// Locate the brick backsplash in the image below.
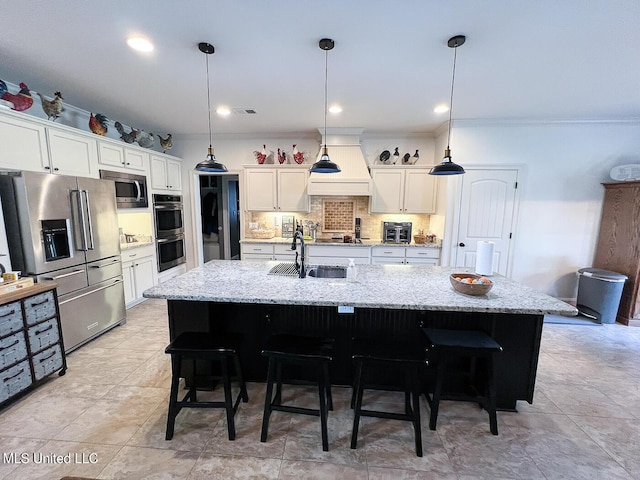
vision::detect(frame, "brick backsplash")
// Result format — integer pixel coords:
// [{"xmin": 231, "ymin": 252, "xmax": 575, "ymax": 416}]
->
[{"xmin": 246, "ymin": 196, "xmax": 432, "ymax": 241}]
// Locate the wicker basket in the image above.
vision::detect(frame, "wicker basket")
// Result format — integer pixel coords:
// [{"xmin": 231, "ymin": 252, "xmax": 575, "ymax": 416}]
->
[{"xmin": 413, "ymin": 234, "xmax": 426, "ymax": 244}]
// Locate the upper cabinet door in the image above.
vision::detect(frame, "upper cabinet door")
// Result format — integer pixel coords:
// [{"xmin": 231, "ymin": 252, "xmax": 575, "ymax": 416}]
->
[
  {"xmin": 0, "ymin": 115, "xmax": 48, "ymax": 172},
  {"xmin": 47, "ymin": 129, "xmax": 97, "ymax": 178},
  {"xmin": 277, "ymin": 169, "xmax": 309, "ymax": 212},
  {"xmin": 150, "ymin": 155, "xmax": 168, "ymax": 190},
  {"xmin": 98, "ymin": 142, "xmax": 126, "ymax": 169},
  {"xmin": 165, "ymin": 159, "xmax": 182, "ymax": 191},
  {"xmin": 403, "ymin": 168, "xmax": 436, "ymax": 213},
  {"xmin": 124, "ymin": 149, "xmax": 148, "ymax": 172},
  {"xmin": 370, "ymin": 169, "xmax": 404, "ymax": 213},
  {"xmin": 245, "ymin": 169, "xmax": 277, "ymax": 211}
]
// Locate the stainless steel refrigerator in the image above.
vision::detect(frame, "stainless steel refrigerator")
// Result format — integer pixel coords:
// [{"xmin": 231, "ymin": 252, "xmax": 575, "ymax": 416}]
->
[{"xmin": 0, "ymin": 171, "xmax": 125, "ymax": 352}]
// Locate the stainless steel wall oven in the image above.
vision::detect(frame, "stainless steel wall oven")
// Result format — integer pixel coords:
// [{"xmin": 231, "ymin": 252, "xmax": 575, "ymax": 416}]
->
[{"xmin": 153, "ymin": 194, "xmax": 186, "ymax": 272}]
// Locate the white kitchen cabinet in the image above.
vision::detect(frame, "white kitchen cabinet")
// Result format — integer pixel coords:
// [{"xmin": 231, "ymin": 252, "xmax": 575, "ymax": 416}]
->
[
  {"xmin": 98, "ymin": 141, "xmax": 148, "ymax": 172},
  {"xmin": 307, "ymin": 245, "xmax": 370, "ymax": 266},
  {"xmin": 240, "ymin": 243, "xmax": 296, "ymax": 261},
  {"xmin": 371, "ymin": 245, "xmax": 440, "ymax": 265},
  {"xmin": 150, "ymin": 154, "xmax": 182, "ymax": 191},
  {"xmin": 121, "ymin": 247, "xmax": 156, "ymax": 307},
  {"xmin": 244, "ymin": 166, "xmax": 309, "ymax": 212},
  {"xmin": 370, "ymin": 166, "xmax": 437, "ymax": 213},
  {"xmin": 46, "ymin": 129, "xmax": 97, "ymax": 178},
  {"xmin": 0, "ymin": 114, "xmax": 48, "ymax": 172}
]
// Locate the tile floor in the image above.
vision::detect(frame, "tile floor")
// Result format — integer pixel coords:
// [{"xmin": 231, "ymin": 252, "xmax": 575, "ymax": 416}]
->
[{"xmin": 1, "ymin": 299, "xmax": 640, "ymax": 479}]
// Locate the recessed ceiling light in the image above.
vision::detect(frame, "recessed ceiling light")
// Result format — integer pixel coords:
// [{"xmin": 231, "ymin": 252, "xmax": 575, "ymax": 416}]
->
[
  {"xmin": 216, "ymin": 107, "xmax": 231, "ymax": 116},
  {"xmin": 329, "ymin": 105, "xmax": 342, "ymax": 114},
  {"xmin": 434, "ymin": 104, "xmax": 449, "ymax": 114},
  {"xmin": 127, "ymin": 36, "xmax": 154, "ymax": 52}
]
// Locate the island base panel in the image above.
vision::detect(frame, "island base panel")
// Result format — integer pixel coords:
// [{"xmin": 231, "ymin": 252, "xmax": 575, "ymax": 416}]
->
[{"xmin": 166, "ymin": 300, "xmax": 543, "ymax": 410}]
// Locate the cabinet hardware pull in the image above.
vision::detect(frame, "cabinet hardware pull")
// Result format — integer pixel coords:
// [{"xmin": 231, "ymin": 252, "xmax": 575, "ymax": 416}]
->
[
  {"xmin": 0, "ymin": 309, "xmax": 16, "ymax": 318},
  {"xmin": 3, "ymin": 369, "xmax": 24, "ymax": 381},
  {"xmin": 90, "ymin": 259, "xmax": 119, "ymax": 268},
  {"xmin": 34, "ymin": 325, "xmax": 54, "ymax": 335},
  {"xmin": 0, "ymin": 339, "xmax": 19, "ymax": 351},
  {"xmin": 39, "ymin": 350, "xmax": 56, "ymax": 361},
  {"xmin": 87, "ymin": 322, "xmax": 99, "ymax": 330},
  {"xmin": 29, "ymin": 299, "xmax": 50, "ymax": 307}
]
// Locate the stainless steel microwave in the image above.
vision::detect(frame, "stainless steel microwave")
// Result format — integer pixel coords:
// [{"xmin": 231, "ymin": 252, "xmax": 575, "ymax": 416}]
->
[{"xmin": 99, "ymin": 170, "xmax": 148, "ymax": 208}]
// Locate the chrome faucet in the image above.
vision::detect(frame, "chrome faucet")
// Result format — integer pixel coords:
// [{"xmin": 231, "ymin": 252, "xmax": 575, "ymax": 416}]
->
[{"xmin": 291, "ymin": 225, "xmax": 306, "ymax": 278}]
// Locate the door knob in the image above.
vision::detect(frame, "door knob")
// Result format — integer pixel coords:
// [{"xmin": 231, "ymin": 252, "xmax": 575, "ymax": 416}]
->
[{"xmin": 459, "ymin": 242, "xmax": 465, "ymax": 247}]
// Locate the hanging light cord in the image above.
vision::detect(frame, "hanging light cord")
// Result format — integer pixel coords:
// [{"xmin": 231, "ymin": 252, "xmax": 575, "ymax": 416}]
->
[
  {"xmin": 446, "ymin": 44, "xmax": 458, "ymax": 153},
  {"xmin": 205, "ymin": 52, "xmax": 213, "ymax": 150},
  {"xmin": 323, "ymin": 47, "xmax": 328, "ymax": 154}
]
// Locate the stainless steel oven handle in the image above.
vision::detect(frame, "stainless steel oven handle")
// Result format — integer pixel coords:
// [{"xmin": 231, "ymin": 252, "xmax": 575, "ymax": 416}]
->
[
  {"xmin": 42, "ymin": 269, "xmax": 85, "ymax": 281},
  {"xmin": 156, "ymin": 238, "xmax": 173, "ymax": 244},
  {"xmin": 58, "ymin": 279, "xmax": 122, "ymax": 305}
]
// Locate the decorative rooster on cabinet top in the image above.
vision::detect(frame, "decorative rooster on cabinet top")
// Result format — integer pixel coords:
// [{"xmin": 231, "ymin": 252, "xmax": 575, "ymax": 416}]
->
[
  {"xmin": 135, "ymin": 130, "xmax": 154, "ymax": 149},
  {"xmin": 292, "ymin": 144, "xmax": 306, "ymax": 164},
  {"xmin": 37, "ymin": 91, "xmax": 64, "ymax": 121},
  {"xmin": 89, "ymin": 113, "xmax": 109, "ymax": 136},
  {"xmin": 0, "ymin": 80, "xmax": 34, "ymax": 112},
  {"xmin": 114, "ymin": 121, "xmax": 137, "ymax": 144}
]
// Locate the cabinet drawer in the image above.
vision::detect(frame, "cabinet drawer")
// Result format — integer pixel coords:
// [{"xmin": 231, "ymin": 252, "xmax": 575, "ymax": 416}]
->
[
  {"xmin": 371, "ymin": 246, "xmax": 405, "ymax": 258},
  {"xmin": 32, "ymin": 344, "xmax": 63, "ymax": 381},
  {"xmin": 273, "ymin": 244, "xmax": 296, "ymax": 255},
  {"xmin": 405, "ymin": 248, "xmax": 440, "ymax": 259},
  {"xmin": 28, "ymin": 318, "xmax": 60, "ymax": 353},
  {"xmin": 0, "ymin": 331, "xmax": 28, "ymax": 370},
  {"xmin": 24, "ymin": 291, "xmax": 56, "ymax": 326},
  {"xmin": 0, "ymin": 360, "xmax": 32, "ymax": 403},
  {"xmin": 0, "ymin": 301, "xmax": 23, "ymax": 337},
  {"xmin": 241, "ymin": 253, "xmax": 273, "ymax": 261},
  {"xmin": 241, "ymin": 244, "xmax": 275, "ymax": 255},
  {"xmin": 307, "ymin": 245, "xmax": 371, "ymax": 258}
]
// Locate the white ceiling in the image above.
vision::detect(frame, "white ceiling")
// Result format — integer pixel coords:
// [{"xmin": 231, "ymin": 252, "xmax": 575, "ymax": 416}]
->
[{"xmin": 1, "ymin": 0, "xmax": 639, "ymax": 138}]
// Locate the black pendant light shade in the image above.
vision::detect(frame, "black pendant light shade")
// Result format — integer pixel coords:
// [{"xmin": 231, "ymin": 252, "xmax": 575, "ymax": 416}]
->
[
  {"xmin": 310, "ymin": 38, "xmax": 341, "ymax": 174},
  {"xmin": 429, "ymin": 35, "xmax": 466, "ymax": 176},
  {"xmin": 195, "ymin": 42, "xmax": 228, "ymax": 173}
]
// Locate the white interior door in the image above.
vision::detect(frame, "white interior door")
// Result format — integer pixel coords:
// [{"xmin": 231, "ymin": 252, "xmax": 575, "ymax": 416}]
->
[{"xmin": 454, "ymin": 169, "xmax": 519, "ymax": 276}]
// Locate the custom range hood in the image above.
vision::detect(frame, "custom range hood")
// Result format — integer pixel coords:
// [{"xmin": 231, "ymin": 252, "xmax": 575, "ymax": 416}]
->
[{"xmin": 307, "ymin": 128, "xmax": 373, "ymax": 196}]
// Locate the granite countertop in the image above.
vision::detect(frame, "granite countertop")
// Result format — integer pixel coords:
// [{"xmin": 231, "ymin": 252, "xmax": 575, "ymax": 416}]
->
[
  {"xmin": 120, "ymin": 240, "xmax": 154, "ymax": 250},
  {"xmin": 143, "ymin": 260, "xmax": 577, "ymax": 316},
  {"xmin": 241, "ymin": 237, "xmax": 441, "ymax": 249}
]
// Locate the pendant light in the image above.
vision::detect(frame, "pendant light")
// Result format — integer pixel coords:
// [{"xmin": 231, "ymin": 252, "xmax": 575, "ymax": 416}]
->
[
  {"xmin": 194, "ymin": 42, "xmax": 228, "ymax": 173},
  {"xmin": 429, "ymin": 35, "xmax": 466, "ymax": 176},
  {"xmin": 310, "ymin": 38, "xmax": 341, "ymax": 174}
]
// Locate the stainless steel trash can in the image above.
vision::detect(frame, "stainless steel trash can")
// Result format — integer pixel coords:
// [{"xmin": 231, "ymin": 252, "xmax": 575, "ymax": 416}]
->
[{"xmin": 576, "ymin": 268, "xmax": 627, "ymax": 324}]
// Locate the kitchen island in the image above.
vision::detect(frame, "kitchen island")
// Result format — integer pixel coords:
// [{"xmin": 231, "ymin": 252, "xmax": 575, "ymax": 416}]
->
[{"xmin": 144, "ymin": 260, "xmax": 577, "ymax": 410}]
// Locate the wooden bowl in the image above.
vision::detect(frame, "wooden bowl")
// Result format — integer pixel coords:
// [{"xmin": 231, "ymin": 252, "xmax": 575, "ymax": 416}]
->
[
  {"xmin": 413, "ymin": 234, "xmax": 426, "ymax": 244},
  {"xmin": 450, "ymin": 273, "xmax": 493, "ymax": 296}
]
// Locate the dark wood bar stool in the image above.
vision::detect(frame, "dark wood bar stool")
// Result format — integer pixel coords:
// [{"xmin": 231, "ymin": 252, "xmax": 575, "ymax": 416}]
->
[
  {"xmin": 260, "ymin": 334, "xmax": 334, "ymax": 451},
  {"xmin": 350, "ymin": 338, "xmax": 426, "ymax": 457},
  {"xmin": 165, "ymin": 331, "xmax": 248, "ymax": 441},
  {"xmin": 422, "ymin": 328, "xmax": 503, "ymax": 435}
]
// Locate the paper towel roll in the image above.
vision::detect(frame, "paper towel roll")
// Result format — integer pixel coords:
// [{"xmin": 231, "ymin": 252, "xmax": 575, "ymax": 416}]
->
[{"xmin": 475, "ymin": 241, "xmax": 495, "ymax": 276}]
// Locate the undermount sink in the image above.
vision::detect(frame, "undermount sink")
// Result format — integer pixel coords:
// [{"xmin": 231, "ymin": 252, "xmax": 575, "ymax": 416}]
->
[
  {"xmin": 308, "ymin": 265, "xmax": 347, "ymax": 278},
  {"xmin": 313, "ymin": 238, "xmax": 344, "ymax": 244}
]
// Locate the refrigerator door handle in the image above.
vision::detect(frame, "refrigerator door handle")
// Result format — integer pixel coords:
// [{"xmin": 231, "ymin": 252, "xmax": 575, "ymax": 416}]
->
[
  {"xmin": 134, "ymin": 180, "xmax": 142, "ymax": 202},
  {"xmin": 42, "ymin": 269, "xmax": 85, "ymax": 281},
  {"xmin": 70, "ymin": 189, "xmax": 88, "ymax": 251},
  {"xmin": 89, "ymin": 258, "xmax": 120, "ymax": 268},
  {"xmin": 83, "ymin": 190, "xmax": 95, "ymax": 250},
  {"xmin": 58, "ymin": 278, "xmax": 122, "ymax": 305}
]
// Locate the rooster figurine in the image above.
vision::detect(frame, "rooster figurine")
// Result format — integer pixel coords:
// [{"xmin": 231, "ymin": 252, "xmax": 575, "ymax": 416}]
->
[
  {"xmin": 277, "ymin": 148, "xmax": 286, "ymax": 164},
  {"xmin": 114, "ymin": 121, "xmax": 137, "ymax": 143},
  {"xmin": 0, "ymin": 81, "xmax": 33, "ymax": 112},
  {"xmin": 392, "ymin": 147, "xmax": 400, "ymax": 164},
  {"xmin": 135, "ymin": 130, "xmax": 154, "ymax": 149},
  {"xmin": 254, "ymin": 144, "xmax": 267, "ymax": 164},
  {"xmin": 158, "ymin": 134, "xmax": 173, "ymax": 153},
  {"xmin": 402, "ymin": 152, "xmax": 411, "ymax": 165},
  {"xmin": 37, "ymin": 91, "xmax": 64, "ymax": 121},
  {"xmin": 89, "ymin": 113, "xmax": 109, "ymax": 136},
  {"xmin": 292, "ymin": 144, "xmax": 305, "ymax": 165}
]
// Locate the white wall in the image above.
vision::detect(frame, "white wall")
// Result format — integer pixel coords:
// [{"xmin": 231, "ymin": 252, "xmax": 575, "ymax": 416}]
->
[{"xmin": 450, "ymin": 120, "xmax": 640, "ymax": 299}]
